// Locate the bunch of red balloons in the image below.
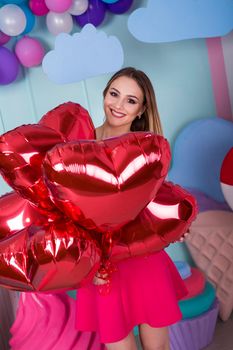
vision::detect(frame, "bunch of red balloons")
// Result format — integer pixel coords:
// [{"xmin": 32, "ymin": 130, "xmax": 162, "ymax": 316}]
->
[{"xmin": 0, "ymin": 102, "xmax": 197, "ymax": 292}]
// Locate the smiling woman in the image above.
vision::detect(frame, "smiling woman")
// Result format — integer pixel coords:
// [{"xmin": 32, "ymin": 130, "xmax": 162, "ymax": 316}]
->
[
  {"xmin": 104, "ymin": 75, "xmax": 145, "ymax": 122},
  {"xmin": 100, "ymin": 66, "xmax": 163, "ymax": 137},
  {"xmin": 76, "ymin": 67, "xmax": 188, "ymax": 350},
  {"xmin": 96, "ymin": 75, "xmax": 146, "ymax": 139}
]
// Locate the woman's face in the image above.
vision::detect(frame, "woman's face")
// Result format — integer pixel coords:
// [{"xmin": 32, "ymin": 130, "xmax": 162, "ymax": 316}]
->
[{"xmin": 103, "ymin": 76, "xmax": 145, "ymax": 132}]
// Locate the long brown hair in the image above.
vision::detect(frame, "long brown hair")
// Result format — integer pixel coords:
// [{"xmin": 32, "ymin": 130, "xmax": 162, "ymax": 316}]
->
[{"xmin": 103, "ymin": 67, "xmax": 163, "ymax": 135}]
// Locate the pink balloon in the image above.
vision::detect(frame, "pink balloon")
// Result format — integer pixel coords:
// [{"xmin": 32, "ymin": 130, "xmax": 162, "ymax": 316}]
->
[
  {"xmin": 29, "ymin": 0, "xmax": 49, "ymax": 16},
  {"xmin": 45, "ymin": 0, "xmax": 72, "ymax": 13},
  {"xmin": 15, "ymin": 36, "xmax": 45, "ymax": 67}
]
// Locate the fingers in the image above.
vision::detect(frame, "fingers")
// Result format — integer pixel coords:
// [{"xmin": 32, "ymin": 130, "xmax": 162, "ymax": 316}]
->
[
  {"xmin": 175, "ymin": 231, "xmax": 189, "ymax": 243},
  {"xmin": 93, "ymin": 276, "xmax": 108, "ymax": 285}
]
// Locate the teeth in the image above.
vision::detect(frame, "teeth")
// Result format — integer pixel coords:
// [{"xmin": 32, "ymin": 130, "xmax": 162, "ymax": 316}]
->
[{"xmin": 111, "ymin": 109, "xmax": 125, "ymax": 118}]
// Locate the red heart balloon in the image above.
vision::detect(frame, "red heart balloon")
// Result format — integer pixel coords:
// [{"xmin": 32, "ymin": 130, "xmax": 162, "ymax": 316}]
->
[
  {"xmin": 0, "ymin": 191, "xmax": 47, "ymax": 240},
  {"xmin": 0, "ymin": 103, "xmax": 99, "ymax": 292},
  {"xmin": 0, "ymin": 124, "xmax": 64, "ymax": 213},
  {"xmin": 111, "ymin": 181, "xmax": 197, "ymax": 262},
  {"xmin": 43, "ymin": 132, "xmax": 171, "ymax": 233},
  {"xmin": 0, "ymin": 219, "xmax": 100, "ymax": 292},
  {"xmin": 39, "ymin": 102, "xmax": 95, "ymax": 142}
]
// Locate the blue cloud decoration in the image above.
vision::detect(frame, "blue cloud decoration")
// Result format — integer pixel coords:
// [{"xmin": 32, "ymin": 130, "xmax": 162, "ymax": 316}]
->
[
  {"xmin": 128, "ymin": 0, "xmax": 233, "ymax": 43},
  {"xmin": 42, "ymin": 23, "xmax": 124, "ymax": 84}
]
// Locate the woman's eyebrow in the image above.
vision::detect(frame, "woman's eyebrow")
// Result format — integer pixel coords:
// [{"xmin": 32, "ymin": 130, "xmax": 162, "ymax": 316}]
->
[
  {"xmin": 110, "ymin": 87, "xmax": 139, "ymax": 101},
  {"xmin": 128, "ymin": 95, "xmax": 139, "ymax": 101},
  {"xmin": 110, "ymin": 87, "xmax": 120, "ymax": 93}
]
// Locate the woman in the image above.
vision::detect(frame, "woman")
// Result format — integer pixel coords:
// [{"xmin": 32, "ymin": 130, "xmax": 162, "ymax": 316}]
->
[{"xmin": 76, "ymin": 67, "xmax": 187, "ymax": 350}]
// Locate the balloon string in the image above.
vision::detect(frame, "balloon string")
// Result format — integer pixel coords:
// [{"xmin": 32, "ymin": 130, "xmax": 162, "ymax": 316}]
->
[
  {"xmin": 98, "ymin": 231, "xmax": 113, "ymax": 277},
  {"xmin": 96, "ymin": 231, "xmax": 117, "ymax": 295}
]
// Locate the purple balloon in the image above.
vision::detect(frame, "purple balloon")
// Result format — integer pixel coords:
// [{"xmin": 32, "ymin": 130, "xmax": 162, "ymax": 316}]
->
[
  {"xmin": 0, "ymin": 46, "xmax": 19, "ymax": 85},
  {"xmin": 0, "ymin": 31, "xmax": 11, "ymax": 46},
  {"xmin": 106, "ymin": 0, "xmax": 133, "ymax": 14},
  {"xmin": 74, "ymin": 0, "xmax": 106, "ymax": 27}
]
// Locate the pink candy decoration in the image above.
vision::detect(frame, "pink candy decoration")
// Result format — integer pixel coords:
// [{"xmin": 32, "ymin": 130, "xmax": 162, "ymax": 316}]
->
[
  {"xmin": 10, "ymin": 292, "xmax": 105, "ymax": 350},
  {"xmin": 15, "ymin": 36, "xmax": 45, "ymax": 67},
  {"xmin": 45, "ymin": 0, "xmax": 73, "ymax": 13}
]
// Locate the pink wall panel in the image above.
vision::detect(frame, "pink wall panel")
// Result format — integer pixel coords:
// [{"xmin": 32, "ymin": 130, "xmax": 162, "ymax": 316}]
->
[{"xmin": 206, "ymin": 36, "xmax": 232, "ymax": 121}]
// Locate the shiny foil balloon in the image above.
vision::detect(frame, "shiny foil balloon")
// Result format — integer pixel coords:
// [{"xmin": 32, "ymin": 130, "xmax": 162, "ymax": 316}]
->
[
  {"xmin": 0, "ymin": 219, "xmax": 100, "ymax": 292},
  {"xmin": 0, "ymin": 191, "xmax": 47, "ymax": 239},
  {"xmin": 0, "ymin": 103, "xmax": 100, "ymax": 292},
  {"xmin": 111, "ymin": 181, "xmax": 198, "ymax": 261},
  {"xmin": 39, "ymin": 102, "xmax": 95, "ymax": 142},
  {"xmin": 43, "ymin": 132, "xmax": 171, "ymax": 232},
  {"xmin": 0, "ymin": 124, "xmax": 64, "ymax": 212}
]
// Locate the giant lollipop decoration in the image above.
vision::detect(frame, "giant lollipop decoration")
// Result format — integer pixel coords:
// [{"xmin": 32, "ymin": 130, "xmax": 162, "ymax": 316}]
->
[{"xmin": 220, "ymin": 147, "xmax": 233, "ymax": 210}]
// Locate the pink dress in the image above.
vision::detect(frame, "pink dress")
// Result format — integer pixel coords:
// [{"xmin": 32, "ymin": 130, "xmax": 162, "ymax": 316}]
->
[{"xmin": 76, "ymin": 250, "xmax": 187, "ymax": 344}]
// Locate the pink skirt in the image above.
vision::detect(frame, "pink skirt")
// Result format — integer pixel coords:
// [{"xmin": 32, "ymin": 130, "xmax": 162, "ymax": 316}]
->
[{"xmin": 76, "ymin": 250, "xmax": 187, "ymax": 344}]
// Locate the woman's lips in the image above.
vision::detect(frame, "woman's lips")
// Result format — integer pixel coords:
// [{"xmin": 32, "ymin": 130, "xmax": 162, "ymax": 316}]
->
[{"xmin": 111, "ymin": 109, "xmax": 126, "ymax": 118}]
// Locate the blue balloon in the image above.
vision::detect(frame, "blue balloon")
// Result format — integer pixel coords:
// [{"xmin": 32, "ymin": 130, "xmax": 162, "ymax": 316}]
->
[
  {"xmin": 1, "ymin": 0, "xmax": 26, "ymax": 4},
  {"xmin": 101, "ymin": 0, "xmax": 119, "ymax": 3},
  {"xmin": 20, "ymin": 4, "xmax": 35, "ymax": 35},
  {"xmin": 106, "ymin": 0, "xmax": 133, "ymax": 14}
]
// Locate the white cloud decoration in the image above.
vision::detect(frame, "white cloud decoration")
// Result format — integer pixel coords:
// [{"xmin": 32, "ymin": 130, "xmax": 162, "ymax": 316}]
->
[{"xmin": 42, "ymin": 24, "xmax": 124, "ymax": 84}]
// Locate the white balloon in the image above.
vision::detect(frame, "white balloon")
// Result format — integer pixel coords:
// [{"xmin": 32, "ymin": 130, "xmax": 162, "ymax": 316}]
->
[
  {"xmin": 0, "ymin": 4, "xmax": 26, "ymax": 36},
  {"xmin": 46, "ymin": 11, "xmax": 73, "ymax": 36},
  {"xmin": 68, "ymin": 0, "xmax": 88, "ymax": 16}
]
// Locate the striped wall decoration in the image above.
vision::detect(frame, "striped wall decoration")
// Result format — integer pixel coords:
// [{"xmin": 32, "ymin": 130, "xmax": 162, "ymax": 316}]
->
[
  {"xmin": 222, "ymin": 31, "xmax": 233, "ymax": 117},
  {"xmin": 206, "ymin": 31, "xmax": 233, "ymax": 121}
]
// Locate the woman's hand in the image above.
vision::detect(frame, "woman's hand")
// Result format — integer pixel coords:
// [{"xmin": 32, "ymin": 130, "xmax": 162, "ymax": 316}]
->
[
  {"xmin": 93, "ymin": 274, "xmax": 108, "ymax": 285},
  {"xmin": 177, "ymin": 230, "xmax": 189, "ymax": 243}
]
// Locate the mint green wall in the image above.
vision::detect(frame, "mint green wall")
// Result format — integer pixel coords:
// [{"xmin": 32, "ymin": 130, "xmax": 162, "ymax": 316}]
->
[{"xmin": 0, "ymin": 0, "xmax": 216, "ymax": 263}]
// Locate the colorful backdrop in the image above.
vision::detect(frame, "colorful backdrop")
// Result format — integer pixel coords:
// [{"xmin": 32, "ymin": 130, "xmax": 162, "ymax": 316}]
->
[{"xmin": 0, "ymin": 0, "xmax": 232, "ymax": 262}]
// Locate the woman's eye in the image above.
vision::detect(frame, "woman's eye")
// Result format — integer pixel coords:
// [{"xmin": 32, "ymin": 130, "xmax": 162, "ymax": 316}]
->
[
  {"xmin": 110, "ymin": 91, "xmax": 117, "ymax": 97},
  {"xmin": 128, "ymin": 98, "xmax": 136, "ymax": 104}
]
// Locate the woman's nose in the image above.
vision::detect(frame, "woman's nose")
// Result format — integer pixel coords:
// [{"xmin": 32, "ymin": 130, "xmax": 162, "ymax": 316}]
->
[{"xmin": 114, "ymin": 98, "xmax": 124, "ymax": 109}]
